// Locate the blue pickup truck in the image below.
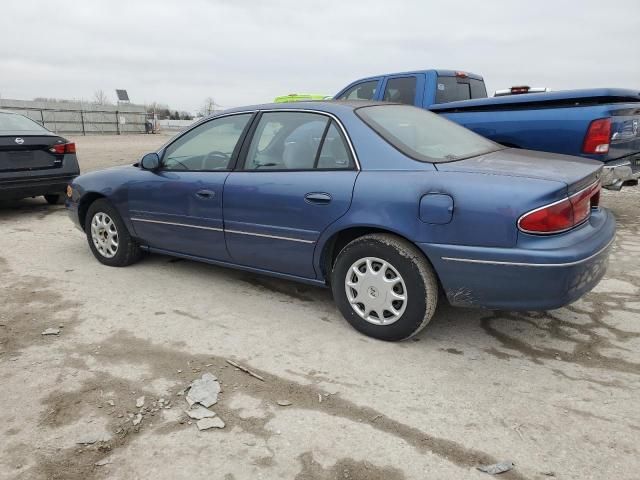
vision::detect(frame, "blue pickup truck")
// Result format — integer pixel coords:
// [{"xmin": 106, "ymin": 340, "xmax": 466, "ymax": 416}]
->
[{"xmin": 335, "ymin": 70, "xmax": 640, "ymax": 189}]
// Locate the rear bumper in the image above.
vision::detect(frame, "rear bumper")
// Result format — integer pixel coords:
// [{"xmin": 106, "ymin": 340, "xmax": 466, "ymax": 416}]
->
[
  {"xmin": 0, "ymin": 174, "xmax": 77, "ymax": 201},
  {"xmin": 602, "ymin": 155, "xmax": 640, "ymax": 189},
  {"xmin": 419, "ymin": 208, "xmax": 616, "ymax": 310}
]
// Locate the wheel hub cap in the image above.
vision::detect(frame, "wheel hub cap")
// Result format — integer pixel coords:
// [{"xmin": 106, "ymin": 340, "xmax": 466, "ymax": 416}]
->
[
  {"xmin": 345, "ymin": 257, "xmax": 407, "ymax": 325},
  {"xmin": 90, "ymin": 212, "xmax": 119, "ymax": 259}
]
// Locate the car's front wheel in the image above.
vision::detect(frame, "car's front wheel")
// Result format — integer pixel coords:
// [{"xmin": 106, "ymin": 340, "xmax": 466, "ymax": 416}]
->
[
  {"xmin": 331, "ymin": 233, "xmax": 438, "ymax": 341},
  {"xmin": 85, "ymin": 199, "xmax": 141, "ymax": 267}
]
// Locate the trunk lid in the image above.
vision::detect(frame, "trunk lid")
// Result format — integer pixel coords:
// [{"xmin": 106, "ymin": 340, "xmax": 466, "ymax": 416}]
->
[
  {"xmin": 0, "ymin": 134, "xmax": 67, "ymax": 173},
  {"xmin": 436, "ymin": 148, "xmax": 602, "ymax": 194}
]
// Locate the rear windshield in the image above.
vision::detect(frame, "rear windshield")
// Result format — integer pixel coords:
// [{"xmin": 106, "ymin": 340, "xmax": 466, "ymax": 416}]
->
[
  {"xmin": 435, "ymin": 76, "xmax": 487, "ymax": 104},
  {"xmin": 356, "ymin": 104, "xmax": 501, "ymax": 163},
  {"xmin": 0, "ymin": 112, "xmax": 48, "ymax": 132}
]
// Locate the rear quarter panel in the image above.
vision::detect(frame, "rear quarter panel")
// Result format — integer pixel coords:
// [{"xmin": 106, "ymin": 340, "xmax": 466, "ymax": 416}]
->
[{"xmin": 313, "ymin": 169, "xmax": 569, "ymax": 277}]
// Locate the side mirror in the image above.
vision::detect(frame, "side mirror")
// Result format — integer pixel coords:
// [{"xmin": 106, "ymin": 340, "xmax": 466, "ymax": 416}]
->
[{"xmin": 140, "ymin": 152, "xmax": 160, "ymax": 170}]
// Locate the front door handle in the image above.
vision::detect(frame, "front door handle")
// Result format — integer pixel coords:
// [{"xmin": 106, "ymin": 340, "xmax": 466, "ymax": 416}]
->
[
  {"xmin": 304, "ymin": 192, "xmax": 332, "ymax": 205},
  {"xmin": 195, "ymin": 189, "xmax": 216, "ymax": 199}
]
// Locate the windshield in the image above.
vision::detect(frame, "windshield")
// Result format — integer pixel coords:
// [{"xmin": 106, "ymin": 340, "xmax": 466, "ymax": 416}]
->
[
  {"xmin": 356, "ymin": 104, "xmax": 501, "ymax": 163},
  {"xmin": 0, "ymin": 112, "xmax": 48, "ymax": 132}
]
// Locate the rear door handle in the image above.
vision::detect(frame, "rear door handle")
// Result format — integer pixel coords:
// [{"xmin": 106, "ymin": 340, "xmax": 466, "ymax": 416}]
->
[
  {"xmin": 304, "ymin": 192, "xmax": 332, "ymax": 205},
  {"xmin": 195, "ymin": 189, "xmax": 216, "ymax": 199}
]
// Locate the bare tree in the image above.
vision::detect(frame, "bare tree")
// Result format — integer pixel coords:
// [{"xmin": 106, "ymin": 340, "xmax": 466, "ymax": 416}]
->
[
  {"xmin": 201, "ymin": 97, "xmax": 222, "ymax": 116},
  {"xmin": 93, "ymin": 90, "xmax": 111, "ymax": 105}
]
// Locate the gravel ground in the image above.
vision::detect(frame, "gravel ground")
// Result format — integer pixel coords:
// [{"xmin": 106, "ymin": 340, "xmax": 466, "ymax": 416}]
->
[{"xmin": 0, "ymin": 134, "xmax": 638, "ymax": 480}]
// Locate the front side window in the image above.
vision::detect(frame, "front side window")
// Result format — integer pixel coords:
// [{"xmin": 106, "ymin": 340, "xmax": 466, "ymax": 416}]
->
[
  {"xmin": 382, "ymin": 76, "xmax": 417, "ymax": 105},
  {"xmin": 356, "ymin": 104, "xmax": 501, "ymax": 163},
  {"xmin": 243, "ymin": 112, "xmax": 353, "ymax": 170},
  {"xmin": 337, "ymin": 80, "xmax": 378, "ymax": 101},
  {"xmin": 162, "ymin": 113, "xmax": 252, "ymax": 171}
]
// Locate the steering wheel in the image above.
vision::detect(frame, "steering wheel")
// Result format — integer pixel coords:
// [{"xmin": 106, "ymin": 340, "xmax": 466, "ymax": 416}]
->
[{"xmin": 202, "ymin": 150, "xmax": 230, "ymax": 170}]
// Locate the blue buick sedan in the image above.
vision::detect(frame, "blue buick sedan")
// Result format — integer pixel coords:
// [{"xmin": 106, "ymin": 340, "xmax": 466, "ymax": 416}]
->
[{"xmin": 66, "ymin": 102, "xmax": 615, "ymax": 341}]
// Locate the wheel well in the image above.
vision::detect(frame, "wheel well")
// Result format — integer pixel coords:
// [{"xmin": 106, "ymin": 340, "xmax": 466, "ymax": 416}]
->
[
  {"xmin": 320, "ymin": 227, "xmax": 416, "ymax": 280},
  {"xmin": 322, "ymin": 227, "xmax": 447, "ymax": 301},
  {"xmin": 78, "ymin": 193, "xmax": 105, "ymax": 231}
]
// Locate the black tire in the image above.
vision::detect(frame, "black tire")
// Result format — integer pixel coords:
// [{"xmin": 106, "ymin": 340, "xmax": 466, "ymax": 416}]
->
[
  {"xmin": 44, "ymin": 194, "xmax": 62, "ymax": 205},
  {"xmin": 331, "ymin": 233, "xmax": 438, "ymax": 341},
  {"xmin": 85, "ymin": 199, "xmax": 141, "ymax": 267}
]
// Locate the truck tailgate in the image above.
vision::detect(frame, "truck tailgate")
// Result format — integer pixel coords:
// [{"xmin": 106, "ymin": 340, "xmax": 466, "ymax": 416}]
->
[{"xmin": 610, "ymin": 106, "xmax": 640, "ymax": 162}]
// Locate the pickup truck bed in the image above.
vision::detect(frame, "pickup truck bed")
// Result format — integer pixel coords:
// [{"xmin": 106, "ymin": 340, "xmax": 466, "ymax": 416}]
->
[{"xmin": 431, "ymin": 88, "xmax": 640, "ymax": 187}]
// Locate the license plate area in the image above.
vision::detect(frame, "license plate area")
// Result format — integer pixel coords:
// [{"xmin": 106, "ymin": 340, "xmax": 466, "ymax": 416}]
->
[{"xmin": 0, "ymin": 151, "xmax": 57, "ymax": 172}]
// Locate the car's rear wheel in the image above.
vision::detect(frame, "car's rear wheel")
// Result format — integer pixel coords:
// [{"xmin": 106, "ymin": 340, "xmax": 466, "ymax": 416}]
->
[
  {"xmin": 85, "ymin": 199, "xmax": 141, "ymax": 267},
  {"xmin": 331, "ymin": 233, "xmax": 438, "ymax": 341},
  {"xmin": 44, "ymin": 194, "xmax": 62, "ymax": 205}
]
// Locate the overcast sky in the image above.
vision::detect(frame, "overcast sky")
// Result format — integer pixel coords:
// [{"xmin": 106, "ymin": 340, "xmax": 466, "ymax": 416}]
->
[{"xmin": 2, "ymin": 0, "xmax": 639, "ymax": 113}]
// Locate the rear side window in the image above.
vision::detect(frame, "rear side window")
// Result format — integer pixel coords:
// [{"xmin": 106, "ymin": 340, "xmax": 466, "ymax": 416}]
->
[
  {"xmin": 382, "ymin": 77, "xmax": 417, "ymax": 105},
  {"xmin": 0, "ymin": 112, "xmax": 48, "ymax": 132},
  {"xmin": 337, "ymin": 80, "xmax": 378, "ymax": 101},
  {"xmin": 356, "ymin": 104, "xmax": 500, "ymax": 163},
  {"xmin": 435, "ymin": 76, "xmax": 487, "ymax": 104},
  {"xmin": 316, "ymin": 122, "xmax": 352, "ymax": 169},
  {"xmin": 243, "ymin": 112, "xmax": 353, "ymax": 170}
]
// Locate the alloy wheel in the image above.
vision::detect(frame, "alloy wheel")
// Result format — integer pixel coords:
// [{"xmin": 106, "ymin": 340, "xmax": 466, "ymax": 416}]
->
[{"xmin": 90, "ymin": 212, "xmax": 119, "ymax": 259}]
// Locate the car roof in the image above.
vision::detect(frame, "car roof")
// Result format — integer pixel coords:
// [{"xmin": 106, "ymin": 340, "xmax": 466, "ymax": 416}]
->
[{"xmin": 213, "ymin": 100, "xmax": 391, "ymax": 118}]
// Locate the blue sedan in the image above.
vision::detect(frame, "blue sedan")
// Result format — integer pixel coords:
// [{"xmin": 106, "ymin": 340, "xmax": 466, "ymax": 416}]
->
[{"xmin": 66, "ymin": 102, "xmax": 615, "ymax": 341}]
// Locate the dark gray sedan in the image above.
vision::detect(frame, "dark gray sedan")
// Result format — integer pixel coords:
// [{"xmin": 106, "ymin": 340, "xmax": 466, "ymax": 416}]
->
[{"xmin": 0, "ymin": 110, "xmax": 79, "ymax": 204}]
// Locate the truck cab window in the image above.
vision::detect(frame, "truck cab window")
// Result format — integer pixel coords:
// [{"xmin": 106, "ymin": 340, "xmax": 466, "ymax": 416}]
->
[
  {"xmin": 435, "ymin": 76, "xmax": 487, "ymax": 104},
  {"xmin": 383, "ymin": 77, "xmax": 417, "ymax": 105},
  {"xmin": 337, "ymin": 80, "xmax": 378, "ymax": 101}
]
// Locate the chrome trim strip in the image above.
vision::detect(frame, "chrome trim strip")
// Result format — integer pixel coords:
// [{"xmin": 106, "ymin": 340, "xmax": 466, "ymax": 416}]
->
[
  {"xmin": 517, "ymin": 180, "xmax": 601, "ymax": 235},
  {"xmin": 131, "ymin": 218, "xmax": 223, "ymax": 232},
  {"xmin": 225, "ymin": 229, "xmax": 315, "ymax": 244},
  {"xmin": 132, "ymin": 218, "xmax": 315, "ymax": 244},
  {"xmin": 441, "ymin": 236, "xmax": 615, "ymax": 268}
]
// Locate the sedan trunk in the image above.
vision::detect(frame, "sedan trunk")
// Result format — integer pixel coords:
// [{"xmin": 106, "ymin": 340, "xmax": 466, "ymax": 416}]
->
[
  {"xmin": 435, "ymin": 148, "xmax": 603, "ymax": 194},
  {"xmin": 0, "ymin": 134, "xmax": 67, "ymax": 174}
]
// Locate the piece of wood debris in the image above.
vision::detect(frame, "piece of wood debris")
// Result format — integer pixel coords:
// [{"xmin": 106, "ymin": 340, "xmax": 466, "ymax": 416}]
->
[{"xmin": 226, "ymin": 360, "xmax": 265, "ymax": 382}]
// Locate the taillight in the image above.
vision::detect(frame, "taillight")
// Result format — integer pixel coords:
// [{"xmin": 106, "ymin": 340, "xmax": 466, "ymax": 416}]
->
[
  {"xmin": 582, "ymin": 118, "xmax": 611, "ymax": 154},
  {"xmin": 510, "ymin": 86, "xmax": 530, "ymax": 94},
  {"xmin": 518, "ymin": 182, "xmax": 601, "ymax": 234},
  {"xmin": 49, "ymin": 142, "xmax": 76, "ymax": 154}
]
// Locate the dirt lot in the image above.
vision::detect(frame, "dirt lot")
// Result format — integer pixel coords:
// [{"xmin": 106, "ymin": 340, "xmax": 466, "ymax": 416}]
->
[{"xmin": 0, "ymin": 134, "xmax": 638, "ymax": 480}]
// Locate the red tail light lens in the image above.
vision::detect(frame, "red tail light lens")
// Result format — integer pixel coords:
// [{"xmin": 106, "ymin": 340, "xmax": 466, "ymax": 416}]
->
[
  {"xmin": 518, "ymin": 182, "xmax": 601, "ymax": 234},
  {"xmin": 49, "ymin": 142, "xmax": 76, "ymax": 154},
  {"xmin": 582, "ymin": 118, "xmax": 611, "ymax": 154}
]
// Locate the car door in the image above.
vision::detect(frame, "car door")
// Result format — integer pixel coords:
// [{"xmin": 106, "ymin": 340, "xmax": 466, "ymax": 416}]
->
[
  {"xmin": 223, "ymin": 111, "xmax": 358, "ymax": 279},
  {"xmin": 127, "ymin": 112, "xmax": 253, "ymax": 260}
]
